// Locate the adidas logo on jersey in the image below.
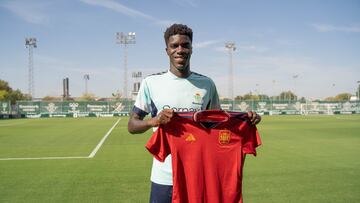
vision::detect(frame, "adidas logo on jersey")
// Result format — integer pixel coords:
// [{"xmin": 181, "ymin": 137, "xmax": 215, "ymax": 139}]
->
[{"xmin": 185, "ymin": 134, "xmax": 196, "ymax": 142}]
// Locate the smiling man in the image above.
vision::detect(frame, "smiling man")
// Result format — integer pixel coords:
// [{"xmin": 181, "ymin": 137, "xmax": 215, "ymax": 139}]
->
[
  {"xmin": 127, "ymin": 23, "xmax": 261, "ymax": 203},
  {"xmin": 165, "ymin": 28, "xmax": 192, "ymax": 77}
]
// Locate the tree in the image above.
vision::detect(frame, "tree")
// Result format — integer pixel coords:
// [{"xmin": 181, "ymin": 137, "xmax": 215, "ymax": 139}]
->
[
  {"xmin": 278, "ymin": 91, "xmax": 297, "ymax": 101},
  {"xmin": 0, "ymin": 80, "xmax": 12, "ymax": 92},
  {"xmin": 258, "ymin": 94, "xmax": 270, "ymax": 101},
  {"xmin": 42, "ymin": 96, "xmax": 61, "ymax": 101},
  {"xmin": 0, "ymin": 79, "xmax": 29, "ymax": 104},
  {"xmin": 239, "ymin": 93, "xmax": 270, "ymax": 101},
  {"xmin": 242, "ymin": 92, "xmax": 259, "ymax": 101},
  {"xmin": 334, "ymin": 93, "xmax": 352, "ymax": 101},
  {"xmin": 325, "ymin": 93, "xmax": 352, "ymax": 101},
  {"xmin": 0, "ymin": 90, "xmax": 7, "ymax": 100},
  {"xmin": 6, "ymin": 90, "xmax": 29, "ymax": 103},
  {"xmin": 324, "ymin": 96, "xmax": 336, "ymax": 101},
  {"xmin": 298, "ymin": 97, "xmax": 306, "ymax": 103},
  {"xmin": 78, "ymin": 93, "xmax": 97, "ymax": 101},
  {"xmin": 234, "ymin": 95, "xmax": 244, "ymax": 101}
]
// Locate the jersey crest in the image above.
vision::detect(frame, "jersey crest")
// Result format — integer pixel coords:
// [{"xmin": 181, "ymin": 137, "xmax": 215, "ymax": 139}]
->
[{"xmin": 218, "ymin": 130, "xmax": 231, "ymax": 145}]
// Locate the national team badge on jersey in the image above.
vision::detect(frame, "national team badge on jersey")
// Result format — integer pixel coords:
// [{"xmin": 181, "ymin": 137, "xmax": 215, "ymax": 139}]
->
[{"xmin": 219, "ymin": 130, "xmax": 231, "ymax": 145}]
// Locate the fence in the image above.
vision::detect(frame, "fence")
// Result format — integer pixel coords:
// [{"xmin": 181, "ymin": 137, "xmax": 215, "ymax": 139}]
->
[
  {"xmin": 0, "ymin": 100, "xmax": 359, "ymax": 118},
  {"xmin": 0, "ymin": 101, "xmax": 11, "ymax": 118},
  {"xmin": 12, "ymin": 100, "xmax": 133, "ymax": 118},
  {"xmin": 220, "ymin": 100, "xmax": 360, "ymax": 115}
]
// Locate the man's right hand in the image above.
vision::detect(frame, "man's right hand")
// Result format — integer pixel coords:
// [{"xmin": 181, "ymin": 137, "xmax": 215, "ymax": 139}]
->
[
  {"xmin": 150, "ymin": 109, "xmax": 174, "ymax": 127},
  {"xmin": 128, "ymin": 109, "xmax": 174, "ymax": 134}
]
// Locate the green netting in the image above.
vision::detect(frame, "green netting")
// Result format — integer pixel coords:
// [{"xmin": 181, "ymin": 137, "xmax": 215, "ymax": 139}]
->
[
  {"xmin": 16, "ymin": 100, "xmax": 135, "ymax": 115},
  {"xmin": 0, "ymin": 101, "xmax": 10, "ymax": 114},
  {"xmin": 13, "ymin": 100, "xmax": 360, "ymax": 116}
]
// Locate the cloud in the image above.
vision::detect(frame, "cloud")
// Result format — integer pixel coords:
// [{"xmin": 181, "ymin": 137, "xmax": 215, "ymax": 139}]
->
[
  {"xmin": 311, "ymin": 23, "xmax": 360, "ymax": 33},
  {"xmin": 79, "ymin": 0, "xmax": 174, "ymax": 27},
  {"xmin": 208, "ymin": 54, "xmax": 358, "ymax": 98},
  {"xmin": 170, "ymin": 0, "xmax": 198, "ymax": 7},
  {"xmin": 237, "ymin": 45, "xmax": 268, "ymax": 53},
  {"xmin": 213, "ymin": 46, "xmax": 227, "ymax": 53},
  {"xmin": 1, "ymin": 0, "xmax": 49, "ymax": 24},
  {"xmin": 193, "ymin": 40, "xmax": 222, "ymax": 49},
  {"xmin": 35, "ymin": 54, "xmax": 118, "ymax": 76},
  {"xmin": 276, "ymin": 39, "xmax": 300, "ymax": 46},
  {"xmin": 212, "ymin": 44, "xmax": 268, "ymax": 53}
]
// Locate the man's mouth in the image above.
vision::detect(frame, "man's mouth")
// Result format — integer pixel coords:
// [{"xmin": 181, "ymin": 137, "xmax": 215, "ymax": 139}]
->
[{"xmin": 174, "ymin": 56, "xmax": 187, "ymax": 62}]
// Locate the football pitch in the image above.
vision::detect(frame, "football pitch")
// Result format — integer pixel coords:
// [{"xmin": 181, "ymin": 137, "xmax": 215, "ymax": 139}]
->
[{"xmin": 0, "ymin": 115, "xmax": 359, "ymax": 203}]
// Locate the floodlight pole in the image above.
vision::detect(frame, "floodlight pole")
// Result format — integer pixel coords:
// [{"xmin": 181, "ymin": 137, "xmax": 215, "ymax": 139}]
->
[
  {"xmin": 25, "ymin": 37, "xmax": 37, "ymax": 99},
  {"xmin": 225, "ymin": 42, "xmax": 236, "ymax": 110},
  {"xmin": 84, "ymin": 74, "xmax": 90, "ymax": 94},
  {"xmin": 357, "ymin": 81, "xmax": 360, "ymax": 101},
  {"xmin": 272, "ymin": 80, "xmax": 276, "ymax": 113},
  {"xmin": 116, "ymin": 32, "xmax": 136, "ymax": 100},
  {"xmin": 293, "ymin": 74, "xmax": 299, "ymax": 101}
]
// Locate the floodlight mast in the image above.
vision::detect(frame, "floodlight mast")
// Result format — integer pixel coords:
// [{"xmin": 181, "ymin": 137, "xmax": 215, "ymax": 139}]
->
[
  {"xmin": 225, "ymin": 42, "xmax": 236, "ymax": 110},
  {"xmin": 25, "ymin": 37, "xmax": 37, "ymax": 99},
  {"xmin": 272, "ymin": 80, "xmax": 276, "ymax": 112},
  {"xmin": 357, "ymin": 81, "xmax": 360, "ymax": 101},
  {"xmin": 116, "ymin": 32, "xmax": 136, "ymax": 100},
  {"xmin": 293, "ymin": 74, "xmax": 299, "ymax": 100},
  {"xmin": 84, "ymin": 74, "xmax": 90, "ymax": 94}
]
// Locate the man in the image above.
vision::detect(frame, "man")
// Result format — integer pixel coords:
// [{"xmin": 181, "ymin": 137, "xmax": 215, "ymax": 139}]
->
[{"xmin": 128, "ymin": 23, "xmax": 261, "ymax": 203}]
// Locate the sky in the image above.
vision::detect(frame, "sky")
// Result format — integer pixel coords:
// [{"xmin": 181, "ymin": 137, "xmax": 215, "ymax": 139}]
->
[{"xmin": 0, "ymin": 0, "xmax": 359, "ymax": 100}]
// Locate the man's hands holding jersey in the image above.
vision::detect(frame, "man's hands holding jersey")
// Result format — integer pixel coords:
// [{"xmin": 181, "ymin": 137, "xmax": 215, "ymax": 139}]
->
[
  {"xmin": 148, "ymin": 109, "xmax": 261, "ymax": 127},
  {"xmin": 149, "ymin": 109, "xmax": 174, "ymax": 127},
  {"xmin": 247, "ymin": 111, "xmax": 261, "ymax": 125}
]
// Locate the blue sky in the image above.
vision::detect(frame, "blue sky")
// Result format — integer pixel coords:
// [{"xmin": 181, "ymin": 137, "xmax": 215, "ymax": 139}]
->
[{"xmin": 1, "ymin": 0, "xmax": 359, "ymax": 99}]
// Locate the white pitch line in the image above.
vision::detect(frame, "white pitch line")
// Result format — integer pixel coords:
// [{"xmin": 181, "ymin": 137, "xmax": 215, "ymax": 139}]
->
[
  {"xmin": 0, "ymin": 156, "xmax": 89, "ymax": 161},
  {"xmin": 88, "ymin": 118, "xmax": 121, "ymax": 158},
  {"xmin": 335, "ymin": 117, "xmax": 360, "ymax": 121},
  {"xmin": 0, "ymin": 118, "xmax": 122, "ymax": 161}
]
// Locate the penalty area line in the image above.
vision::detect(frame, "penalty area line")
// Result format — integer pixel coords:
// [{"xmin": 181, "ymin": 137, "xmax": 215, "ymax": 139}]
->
[
  {"xmin": 88, "ymin": 118, "xmax": 121, "ymax": 158},
  {"xmin": 0, "ymin": 156, "xmax": 89, "ymax": 161},
  {"xmin": 0, "ymin": 118, "xmax": 122, "ymax": 161}
]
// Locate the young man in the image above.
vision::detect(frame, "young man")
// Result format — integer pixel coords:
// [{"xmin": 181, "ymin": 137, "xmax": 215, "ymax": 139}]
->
[{"xmin": 128, "ymin": 23, "xmax": 261, "ymax": 203}]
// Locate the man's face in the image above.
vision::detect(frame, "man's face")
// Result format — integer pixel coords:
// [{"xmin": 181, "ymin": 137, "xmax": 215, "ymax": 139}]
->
[{"xmin": 166, "ymin": 34, "xmax": 192, "ymax": 72}]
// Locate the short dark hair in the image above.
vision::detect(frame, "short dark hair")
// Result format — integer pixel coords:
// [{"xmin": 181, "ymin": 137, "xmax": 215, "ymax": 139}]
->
[{"xmin": 164, "ymin": 23, "xmax": 193, "ymax": 46}]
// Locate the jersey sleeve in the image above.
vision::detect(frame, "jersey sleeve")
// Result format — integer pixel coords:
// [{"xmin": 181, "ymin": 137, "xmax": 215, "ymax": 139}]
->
[
  {"xmin": 242, "ymin": 125, "xmax": 261, "ymax": 156},
  {"xmin": 133, "ymin": 79, "xmax": 152, "ymax": 119},
  {"xmin": 145, "ymin": 126, "xmax": 171, "ymax": 162}
]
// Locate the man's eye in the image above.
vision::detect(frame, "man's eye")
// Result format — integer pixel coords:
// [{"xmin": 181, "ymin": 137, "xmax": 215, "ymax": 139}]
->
[{"xmin": 171, "ymin": 44, "xmax": 179, "ymax": 49}]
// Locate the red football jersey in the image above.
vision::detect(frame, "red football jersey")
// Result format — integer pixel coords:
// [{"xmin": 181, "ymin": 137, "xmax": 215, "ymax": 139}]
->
[{"xmin": 145, "ymin": 110, "xmax": 261, "ymax": 203}]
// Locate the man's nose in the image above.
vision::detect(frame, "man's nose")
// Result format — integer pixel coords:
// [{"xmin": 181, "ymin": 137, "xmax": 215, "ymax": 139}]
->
[{"xmin": 176, "ymin": 45, "xmax": 186, "ymax": 53}]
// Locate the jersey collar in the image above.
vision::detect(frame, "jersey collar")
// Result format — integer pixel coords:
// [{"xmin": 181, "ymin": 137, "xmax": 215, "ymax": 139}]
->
[{"xmin": 193, "ymin": 110, "xmax": 230, "ymax": 129}]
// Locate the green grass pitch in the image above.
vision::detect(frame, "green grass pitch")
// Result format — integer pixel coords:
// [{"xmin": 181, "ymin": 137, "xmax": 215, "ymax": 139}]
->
[{"xmin": 0, "ymin": 115, "xmax": 359, "ymax": 202}]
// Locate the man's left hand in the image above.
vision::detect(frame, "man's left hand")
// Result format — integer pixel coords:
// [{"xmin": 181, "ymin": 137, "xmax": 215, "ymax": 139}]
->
[{"xmin": 247, "ymin": 111, "xmax": 261, "ymax": 125}]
